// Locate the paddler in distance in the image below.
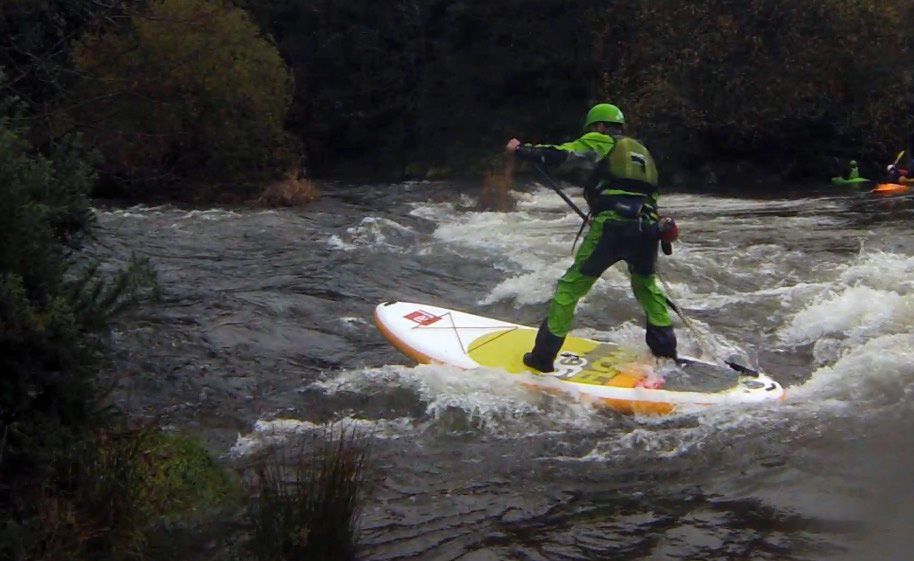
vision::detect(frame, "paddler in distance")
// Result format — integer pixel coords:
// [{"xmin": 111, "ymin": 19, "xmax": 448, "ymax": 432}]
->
[
  {"xmin": 506, "ymin": 103, "xmax": 679, "ymax": 373},
  {"xmin": 885, "ymin": 134, "xmax": 914, "ymax": 184}
]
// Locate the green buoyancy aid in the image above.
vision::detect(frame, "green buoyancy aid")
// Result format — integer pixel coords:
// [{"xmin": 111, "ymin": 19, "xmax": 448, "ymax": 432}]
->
[
  {"xmin": 848, "ymin": 166, "xmax": 861, "ymax": 180},
  {"xmin": 585, "ymin": 136, "xmax": 659, "ymax": 208},
  {"xmin": 605, "ymin": 137, "xmax": 658, "ymax": 187}
]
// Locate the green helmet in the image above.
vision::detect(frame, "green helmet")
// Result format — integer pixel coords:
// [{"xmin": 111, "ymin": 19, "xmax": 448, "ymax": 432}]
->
[
  {"xmin": 583, "ymin": 103, "xmax": 624, "ymax": 131},
  {"xmin": 850, "ymin": 160, "xmax": 858, "ymax": 167}
]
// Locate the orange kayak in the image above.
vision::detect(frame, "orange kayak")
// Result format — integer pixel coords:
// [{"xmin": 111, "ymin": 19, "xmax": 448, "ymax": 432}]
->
[{"xmin": 873, "ymin": 183, "xmax": 910, "ymax": 194}]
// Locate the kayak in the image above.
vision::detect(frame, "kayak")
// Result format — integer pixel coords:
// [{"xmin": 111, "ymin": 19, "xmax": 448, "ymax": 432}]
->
[
  {"xmin": 831, "ymin": 176, "xmax": 870, "ymax": 186},
  {"xmin": 872, "ymin": 183, "xmax": 909, "ymax": 194}
]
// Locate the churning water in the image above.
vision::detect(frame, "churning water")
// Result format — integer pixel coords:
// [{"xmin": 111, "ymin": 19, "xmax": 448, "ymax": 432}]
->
[{"xmin": 94, "ymin": 180, "xmax": 914, "ymax": 560}]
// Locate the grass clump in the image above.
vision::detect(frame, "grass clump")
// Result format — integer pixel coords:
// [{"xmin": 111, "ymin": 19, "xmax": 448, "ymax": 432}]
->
[{"xmin": 245, "ymin": 424, "xmax": 372, "ymax": 561}]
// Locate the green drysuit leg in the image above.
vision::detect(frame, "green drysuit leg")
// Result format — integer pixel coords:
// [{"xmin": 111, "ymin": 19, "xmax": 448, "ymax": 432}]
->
[
  {"xmin": 544, "ymin": 218, "xmax": 605, "ymax": 337},
  {"xmin": 629, "ymin": 271, "xmax": 672, "ymax": 327}
]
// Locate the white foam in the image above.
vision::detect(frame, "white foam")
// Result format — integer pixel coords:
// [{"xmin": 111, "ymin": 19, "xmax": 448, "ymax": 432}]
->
[
  {"xmin": 315, "ymin": 364, "xmax": 603, "ymax": 436},
  {"xmin": 788, "ymin": 333, "xmax": 914, "ymax": 406},
  {"xmin": 229, "ymin": 416, "xmax": 415, "ymax": 458},
  {"xmin": 326, "ymin": 216, "xmax": 418, "ymax": 253},
  {"xmin": 778, "ymin": 251, "xmax": 914, "ymax": 354},
  {"xmin": 839, "ymin": 251, "xmax": 914, "ymax": 292},
  {"xmin": 178, "ymin": 209, "xmax": 241, "ymax": 221},
  {"xmin": 780, "ymin": 286, "xmax": 904, "ymax": 346}
]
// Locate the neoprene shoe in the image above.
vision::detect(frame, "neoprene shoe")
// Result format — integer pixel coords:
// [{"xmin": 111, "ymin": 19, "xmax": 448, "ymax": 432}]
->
[{"xmin": 523, "ymin": 352, "xmax": 555, "ymax": 373}]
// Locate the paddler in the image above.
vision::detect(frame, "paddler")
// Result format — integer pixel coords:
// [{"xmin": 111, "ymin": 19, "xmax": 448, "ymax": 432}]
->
[
  {"xmin": 885, "ymin": 134, "xmax": 914, "ymax": 184},
  {"xmin": 506, "ymin": 103, "xmax": 678, "ymax": 373},
  {"xmin": 842, "ymin": 160, "xmax": 861, "ymax": 181}
]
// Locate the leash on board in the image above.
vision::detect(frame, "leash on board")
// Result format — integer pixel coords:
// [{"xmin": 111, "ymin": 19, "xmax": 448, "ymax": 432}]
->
[{"xmin": 658, "ymin": 272, "xmax": 760, "ymax": 377}]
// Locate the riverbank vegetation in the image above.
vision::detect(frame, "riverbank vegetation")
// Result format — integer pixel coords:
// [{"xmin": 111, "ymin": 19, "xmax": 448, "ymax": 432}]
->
[
  {"xmin": 245, "ymin": 0, "xmax": 914, "ymax": 186},
  {"xmin": 246, "ymin": 425, "xmax": 371, "ymax": 561},
  {"xmin": 4, "ymin": 0, "xmax": 913, "ymax": 199},
  {"xmin": 0, "ymin": 67, "xmax": 367, "ymax": 561}
]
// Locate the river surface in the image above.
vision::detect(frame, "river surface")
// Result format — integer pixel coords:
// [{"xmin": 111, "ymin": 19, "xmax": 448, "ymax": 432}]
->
[{"xmin": 93, "ymin": 180, "xmax": 914, "ymax": 561}]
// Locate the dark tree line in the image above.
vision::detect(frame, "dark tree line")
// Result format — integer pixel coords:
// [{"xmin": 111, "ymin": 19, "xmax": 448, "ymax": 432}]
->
[
  {"xmin": 3, "ymin": 0, "xmax": 914, "ymax": 189},
  {"xmin": 247, "ymin": 0, "xmax": 914, "ymax": 184}
]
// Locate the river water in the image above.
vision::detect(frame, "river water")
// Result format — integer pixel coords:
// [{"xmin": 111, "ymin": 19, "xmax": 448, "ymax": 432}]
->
[{"xmin": 94, "ymin": 180, "xmax": 914, "ymax": 560}]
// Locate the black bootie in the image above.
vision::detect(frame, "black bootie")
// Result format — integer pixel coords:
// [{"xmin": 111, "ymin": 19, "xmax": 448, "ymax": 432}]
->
[
  {"xmin": 646, "ymin": 323, "xmax": 677, "ymax": 359},
  {"xmin": 523, "ymin": 318, "xmax": 566, "ymax": 373}
]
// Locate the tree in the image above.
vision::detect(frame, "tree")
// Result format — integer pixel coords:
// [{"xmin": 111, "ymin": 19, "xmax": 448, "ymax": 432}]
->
[{"xmin": 70, "ymin": 0, "xmax": 298, "ymax": 193}]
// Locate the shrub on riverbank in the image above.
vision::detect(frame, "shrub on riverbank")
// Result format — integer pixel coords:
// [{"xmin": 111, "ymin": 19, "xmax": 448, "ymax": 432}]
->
[
  {"xmin": 0, "ymin": 98, "xmax": 231, "ymax": 560},
  {"xmin": 69, "ymin": 0, "xmax": 299, "ymax": 197},
  {"xmin": 259, "ymin": 166, "xmax": 321, "ymax": 207},
  {"xmin": 477, "ymin": 155, "xmax": 517, "ymax": 212},
  {"xmin": 3, "ymin": 428, "xmax": 240, "ymax": 560}
]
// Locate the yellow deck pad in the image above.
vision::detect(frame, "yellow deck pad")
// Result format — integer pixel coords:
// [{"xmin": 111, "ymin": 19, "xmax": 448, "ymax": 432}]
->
[{"xmin": 468, "ymin": 328, "xmax": 652, "ymax": 388}]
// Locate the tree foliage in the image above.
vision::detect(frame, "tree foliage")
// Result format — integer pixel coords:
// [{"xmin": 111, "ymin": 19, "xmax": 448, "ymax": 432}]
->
[
  {"xmin": 247, "ymin": 0, "xmax": 913, "ymax": 182},
  {"xmin": 70, "ymin": 0, "xmax": 298, "ymax": 192},
  {"xmin": 0, "ymin": 90, "xmax": 158, "ymax": 559},
  {"xmin": 244, "ymin": 0, "xmax": 601, "ymax": 178},
  {"xmin": 0, "ymin": 0, "xmax": 134, "ymax": 150},
  {"xmin": 4, "ymin": 0, "xmax": 914, "ymax": 189},
  {"xmin": 599, "ymin": 0, "xmax": 910, "ymax": 176}
]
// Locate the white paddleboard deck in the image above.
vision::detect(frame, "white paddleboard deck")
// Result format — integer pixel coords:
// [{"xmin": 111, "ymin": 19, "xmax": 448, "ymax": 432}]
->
[{"xmin": 374, "ymin": 301, "xmax": 785, "ymax": 414}]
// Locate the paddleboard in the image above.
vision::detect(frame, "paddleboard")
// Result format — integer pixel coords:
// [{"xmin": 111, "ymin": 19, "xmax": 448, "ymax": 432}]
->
[{"xmin": 374, "ymin": 301, "xmax": 785, "ymax": 415}]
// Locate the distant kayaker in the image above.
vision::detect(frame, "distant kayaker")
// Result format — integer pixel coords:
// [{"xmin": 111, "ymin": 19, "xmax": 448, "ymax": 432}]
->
[
  {"xmin": 842, "ymin": 160, "xmax": 861, "ymax": 181},
  {"xmin": 885, "ymin": 134, "xmax": 914, "ymax": 183},
  {"xmin": 831, "ymin": 159, "xmax": 870, "ymax": 186},
  {"xmin": 886, "ymin": 162, "xmax": 909, "ymax": 184}
]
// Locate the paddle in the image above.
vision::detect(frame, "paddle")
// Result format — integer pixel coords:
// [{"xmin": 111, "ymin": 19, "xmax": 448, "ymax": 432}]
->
[
  {"xmin": 533, "ymin": 164, "xmax": 590, "ymax": 223},
  {"xmin": 662, "ymin": 295, "xmax": 760, "ymax": 377}
]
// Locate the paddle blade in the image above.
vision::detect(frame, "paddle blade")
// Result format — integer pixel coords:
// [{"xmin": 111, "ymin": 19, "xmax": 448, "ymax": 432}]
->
[{"xmin": 725, "ymin": 360, "xmax": 760, "ymax": 377}]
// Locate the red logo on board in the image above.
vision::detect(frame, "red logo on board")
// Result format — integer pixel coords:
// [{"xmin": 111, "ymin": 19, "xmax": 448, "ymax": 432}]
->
[{"xmin": 404, "ymin": 310, "xmax": 441, "ymax": 326}]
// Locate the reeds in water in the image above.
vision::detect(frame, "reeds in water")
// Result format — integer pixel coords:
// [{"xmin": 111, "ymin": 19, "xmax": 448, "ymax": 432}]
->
[
  {"xmin": 245, "ymin": 423, "xmax": 371, "ymax": 561},
  {"xmin": 477, "ymin": 153, "xmax": 517, "ymax": 212}
]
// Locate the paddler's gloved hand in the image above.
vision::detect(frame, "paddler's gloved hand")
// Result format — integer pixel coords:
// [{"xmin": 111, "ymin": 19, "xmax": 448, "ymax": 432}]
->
[{"xmin": 506, "ymin": 138, "xmax": 568, "ymax": 166}]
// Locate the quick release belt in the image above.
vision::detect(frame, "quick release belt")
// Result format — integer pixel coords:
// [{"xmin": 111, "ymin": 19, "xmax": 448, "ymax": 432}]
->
[{"xmin": 594, "ymin": 194, "xmax": 658, "ymax": 221}]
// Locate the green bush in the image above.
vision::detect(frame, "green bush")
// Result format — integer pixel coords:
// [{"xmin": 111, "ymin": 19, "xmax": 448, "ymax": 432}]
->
[
  {"xmin": 0, "ymin": 90, "xmax": 162, "ymax": 560},
  {"xmin": 70, "ymin": 0, "xmax": 299, "ymax": 194},
  {"xmin": 0, "ymin": 110, "xmax": 101, "ymax": 460}
]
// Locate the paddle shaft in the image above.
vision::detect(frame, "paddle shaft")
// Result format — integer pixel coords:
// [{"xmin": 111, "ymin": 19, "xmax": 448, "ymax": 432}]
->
[{"xmin": 533, "ymin": 165, "xmax": 590, "ymax": 223}]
